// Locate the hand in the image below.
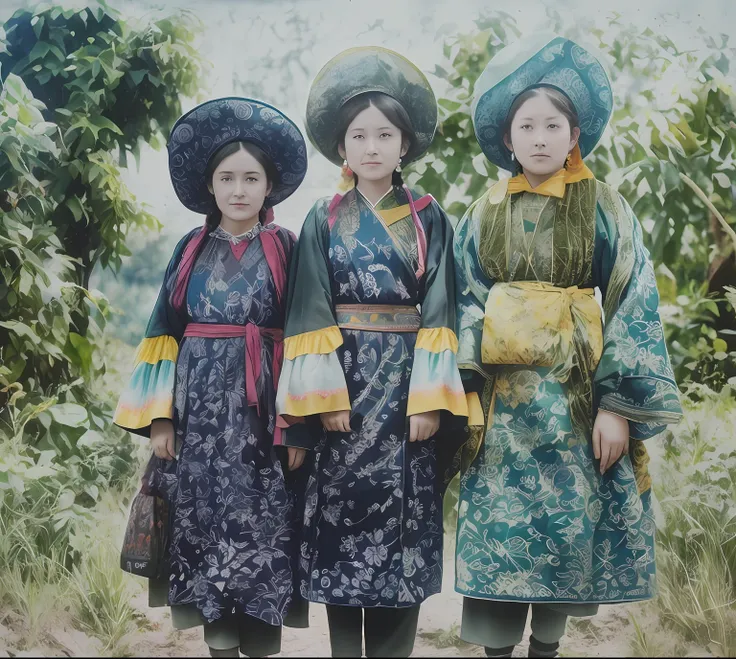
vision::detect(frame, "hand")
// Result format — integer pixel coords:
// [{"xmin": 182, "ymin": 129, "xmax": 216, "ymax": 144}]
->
[
  {"xmin": 287, "ymin": 446, "xmax": 306, "ymax": 471},
  {"xmin": 409, "ymin": 411, "xmax": 440, "ymax": 442},
  {"xmin": 592, "ymin": 409, "xmax": 629, "ymax": 475},
  {"xmin": 151, "ymin": 418, "xmax": 176, "ymax": 461},
  {"xmin": 321, "ymin": 410, "xmax": 351, "ymax": 433}
]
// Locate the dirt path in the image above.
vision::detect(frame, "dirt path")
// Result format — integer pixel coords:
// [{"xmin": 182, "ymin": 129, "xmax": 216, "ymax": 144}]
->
[
  {"xmin": 123, "ymin": 551, "xmax": 636, "ymax": 658},
  {"xmin": 0, "ymin": 552, "xmax": 638, "ymax": 658}
]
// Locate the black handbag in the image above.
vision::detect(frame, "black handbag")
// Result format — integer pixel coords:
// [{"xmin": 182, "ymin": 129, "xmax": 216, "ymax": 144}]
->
[{"xmin": 120, "ymin": 455, "xmax": 169, "ymax": 578}]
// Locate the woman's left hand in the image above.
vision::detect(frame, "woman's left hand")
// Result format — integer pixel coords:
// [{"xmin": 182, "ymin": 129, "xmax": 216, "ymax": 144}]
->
[
  {"xmin": 592, "ymin": 409, "xmax": 629, "ymax": 475},
  {"xmin": 287, "ymin": 446, "xmax": 307, "ymax": 471},
  {"xmin": 409, "ymin": 411, "xmax": 440, "ymax": 442}
]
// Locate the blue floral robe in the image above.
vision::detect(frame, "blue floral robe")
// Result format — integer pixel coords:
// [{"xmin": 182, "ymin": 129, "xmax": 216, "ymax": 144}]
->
[
  {"xmin": 114, "ymin": 224, "xmax": 307, "ymax": 628},
  {"xmin": 277, "ymin": 187, "xmax": 469, "ymax": 608}
]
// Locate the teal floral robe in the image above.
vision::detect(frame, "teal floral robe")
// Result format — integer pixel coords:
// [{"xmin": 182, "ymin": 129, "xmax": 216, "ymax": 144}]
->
[{"xmin": 453, "ymin": 177, "xmax": 683, "ymax": 606}]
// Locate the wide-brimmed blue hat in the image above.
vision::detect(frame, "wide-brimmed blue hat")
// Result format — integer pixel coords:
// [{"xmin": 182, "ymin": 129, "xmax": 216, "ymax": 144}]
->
[
  {"xmin": 472, "ymin": 33, "xmax": 613, "ymax": 172},
  {"xmin": 305, "ymin": 47, "xmax": 438, "ymax": 166},
  {"xmin": 168, "ymin": 97, "xmax": 308, "ymax": 214}
]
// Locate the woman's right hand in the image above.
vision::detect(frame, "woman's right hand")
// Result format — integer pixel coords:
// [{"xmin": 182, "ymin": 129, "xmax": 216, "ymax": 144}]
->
[
  {"xmin": 320, "ymin": 410, "xmax": 351, "ymax": 433},
  {"xmin": 151, "ymin": 418, "xmax": 176, "ymax": 460}
]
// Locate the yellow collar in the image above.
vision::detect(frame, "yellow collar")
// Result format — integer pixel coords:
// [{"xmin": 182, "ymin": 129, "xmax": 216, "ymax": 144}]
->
[{"xmin": 507, "ymin": 144, "xmax": 594, "ymax": 198}]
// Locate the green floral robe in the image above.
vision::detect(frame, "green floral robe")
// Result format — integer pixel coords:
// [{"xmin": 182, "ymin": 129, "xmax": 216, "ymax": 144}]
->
[{"xmin": 453, "ymin": 178, "xmax": 682, "ymax": 606}]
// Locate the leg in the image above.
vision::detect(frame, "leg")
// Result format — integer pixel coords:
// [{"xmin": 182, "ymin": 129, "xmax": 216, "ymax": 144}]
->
[
  {"xmin": 203, "ymin": 618, "xmax": 240, "ymax": 658},
  {"xmin": 237, "ymin": 613, "xmax": 283, "ymax": 657},
  {"xmin": 209, "ymin": 649, "xmax": 239, "ymax": 659},
  {"xmin": 364, "ymin": 605, "xmax": 421, "ymax": 658},
  {"xmin": 326, "ymin": 604, "xmax": 364, "ymax": 658},
  {"xmin": 460, "ymin": 597, "xmax": 530, "ymax": 657},
  {"xmin": 528, "ymin": 604, "xmax": 569, "ymax": 658}
]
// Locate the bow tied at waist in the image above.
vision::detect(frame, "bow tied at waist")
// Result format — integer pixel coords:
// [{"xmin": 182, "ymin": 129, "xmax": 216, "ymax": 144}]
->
[
  {"xmin": 183, "ymin": 322, "xmax": 285, "ymax": 441},
  {"xmin": 481, "ymin": 281, "xmax": 604, "ymax": 379}
]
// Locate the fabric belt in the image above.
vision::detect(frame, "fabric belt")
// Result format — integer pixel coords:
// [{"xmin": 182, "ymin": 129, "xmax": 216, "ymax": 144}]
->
[
  {"xmin": 183, "ymin": 322, "xmax": 285, "ymax": 443},
  {"xmin": 334, "ymin": 304, "xmax": 421, "ymax": 332}
]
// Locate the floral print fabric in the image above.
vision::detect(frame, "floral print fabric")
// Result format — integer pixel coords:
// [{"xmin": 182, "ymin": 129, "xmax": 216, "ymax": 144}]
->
[
  {"xmin": 151, "ymin": 233, "xmax": 301, "ymax": 626},
  {"xmin": 453, "ymin": 181, "xmax": 682, "ymax": 605}
]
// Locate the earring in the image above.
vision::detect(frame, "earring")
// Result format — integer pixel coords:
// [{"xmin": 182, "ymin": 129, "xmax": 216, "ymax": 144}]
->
[
  {"xmin": 565, "ymin": 152, "xmax": 572, "ymax": 167},
  {"xmin": 341, "ymin": 159, "xmax": 354, "ymax": 178},
  {"xmin": 338, "ymin": 159, "xmax": 355, "ymax": 193},
  {"xmin": 510, "ymin": 152, "xmax": 515, "ymax": 163},
  {"xmin": 395, "ymin": 157, "xmax": 402, "ymax": 173}
]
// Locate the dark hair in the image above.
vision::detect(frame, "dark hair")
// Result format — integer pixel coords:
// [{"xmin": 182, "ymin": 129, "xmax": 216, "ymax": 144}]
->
[
  {"xmin": 335, "ymin": 91, "xmax": 416, "ymax": 188},
  {"xmin": 204, "ymin": 141, "xmax": 279, "ymax": 229},
  {"xmin": 503, "ymin": 86, "xmax": 580, "ymax": 173}
]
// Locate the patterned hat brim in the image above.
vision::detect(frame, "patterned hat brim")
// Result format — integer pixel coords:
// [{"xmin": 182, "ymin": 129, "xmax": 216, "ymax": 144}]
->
[
  {"xmin": 168, "ymin": 97, "xmax": 308, "ymax": 214},
  {"xmin": 305, "ymin": 47, "xmax": 438, "ymax": 166},
  {"xmin": 472, "ymin": 34, "xmax": 613, "ymax": 172}
]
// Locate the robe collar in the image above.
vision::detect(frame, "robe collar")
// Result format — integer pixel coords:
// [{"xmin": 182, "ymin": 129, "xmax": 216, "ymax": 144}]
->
[{"xmin": 507, "ymin": 144, "xmax": 594, "ymax": 198}]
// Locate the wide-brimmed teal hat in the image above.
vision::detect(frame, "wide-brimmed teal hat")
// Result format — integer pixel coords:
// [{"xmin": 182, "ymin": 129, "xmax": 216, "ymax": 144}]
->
[
  {"xmin": 472, "ymin": 33, "xmax": 613, "ymax": 172},
  {"xmin": 305, "ymin": 46, "xmax": 438, "ymax": 166}
]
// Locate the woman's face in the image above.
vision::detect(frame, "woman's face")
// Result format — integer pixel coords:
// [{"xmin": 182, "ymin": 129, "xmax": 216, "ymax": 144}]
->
[
  {"xmin": 504, "ymin": 92, "xmax": 580, "ymax": 183},
  {"xmin": 338, "ymin": 103, "xmax": 407, "ymax": 185},
  {"xmin": 208, "ymin": 146, "xmax": 272, "ymax": 228}
]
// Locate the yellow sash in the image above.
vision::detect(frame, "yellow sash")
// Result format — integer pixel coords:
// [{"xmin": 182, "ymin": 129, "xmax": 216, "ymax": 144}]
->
[{"xmin": 481, "ymin": 281, "xmax": 603, "ymax": 377}]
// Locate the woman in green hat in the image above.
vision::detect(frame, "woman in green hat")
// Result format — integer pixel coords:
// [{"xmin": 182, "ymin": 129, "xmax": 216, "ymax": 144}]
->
[
  {"xmin": 452, "ymin": 34, "xmax": 683, "ymax": 658},
  {"xmin": 275, "ymin": 47, "xmax": 470, "ymax": 657}
]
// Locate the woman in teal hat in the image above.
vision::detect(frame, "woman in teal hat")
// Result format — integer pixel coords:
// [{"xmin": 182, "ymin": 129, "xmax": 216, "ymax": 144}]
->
[
  {"xmin": 114, "ymin": 97, "xmax": 310, "ymax": 657},
  {"xmin": 452, "ymin": 35, "xmax": 683, "ymax": 658},
  {"xmin": 275, "ymin": 47, "xmax": 470, "ymax": 657}
]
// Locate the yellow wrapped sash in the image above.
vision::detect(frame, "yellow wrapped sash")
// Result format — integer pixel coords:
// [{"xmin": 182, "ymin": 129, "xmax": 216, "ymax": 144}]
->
[{"xmin": 481, "ymin": 281, "xmax": 603, "ymax": 378}]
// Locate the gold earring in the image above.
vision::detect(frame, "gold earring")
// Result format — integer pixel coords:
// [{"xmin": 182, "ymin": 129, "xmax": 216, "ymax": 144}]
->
[{"xmin": 338, "ymin": 159, "xmax": 355, "ymax": 193}]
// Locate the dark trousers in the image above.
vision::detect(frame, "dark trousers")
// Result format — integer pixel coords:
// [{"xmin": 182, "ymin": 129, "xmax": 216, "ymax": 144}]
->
[
  {"xmin": 325, "ymin": 603, "xmax": 421, "ymax": 658},
  {"xmin": 203, "ymin": 613, "xmax": 282, "ymax": 657}
]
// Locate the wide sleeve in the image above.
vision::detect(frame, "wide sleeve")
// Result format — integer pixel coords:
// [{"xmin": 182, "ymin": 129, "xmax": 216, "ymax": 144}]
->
[
  {"xmin": 453, "ymin": 200, "xmax": 496, "ymax": 428},
  {"xmin": 113, "ymin": 230, "xmax": 193, "ymax": 438},
  {"xmin": 276, "ymin": 200, "xmax": 350, "ymax": 428},
  {"xmin": 592, "ymin": 189, "xmax": 683, "ymax": 440},
  {"xmin": 406, "ymin": 201, "xmax": 468, "ymax": 418}
]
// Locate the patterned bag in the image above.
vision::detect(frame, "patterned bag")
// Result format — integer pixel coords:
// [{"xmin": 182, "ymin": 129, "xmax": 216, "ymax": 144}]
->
[{"xmin": 120, "ymin": 455, "xmax": 169, "ymax": 578}]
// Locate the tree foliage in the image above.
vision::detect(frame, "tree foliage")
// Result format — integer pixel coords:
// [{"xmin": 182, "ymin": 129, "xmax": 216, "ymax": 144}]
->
[
  {"xmin": 0, "ymin": 2, "xmax": 203, "ymax": 567},
  {"xmin": 410, "ymin": 11, "xmax": 736, "ymax": 391}
]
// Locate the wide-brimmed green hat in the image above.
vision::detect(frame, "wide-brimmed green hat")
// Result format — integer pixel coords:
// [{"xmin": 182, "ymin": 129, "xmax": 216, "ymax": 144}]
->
[
  {"xmin": 472, "ymin": 33, "xmax": 613, "ymax": 172},
  {"xmin": 305, "ymin": 46, "xmax": 438, "ymax": 166}
]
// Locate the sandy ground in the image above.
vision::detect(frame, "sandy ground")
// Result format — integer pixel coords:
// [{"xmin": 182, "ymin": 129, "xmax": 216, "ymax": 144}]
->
[
  {"xmin": 0, "ymin": 548, "xmax": 638, "ymax": 658},
  {"xmin": 122, "ymin": 567, "xmax": 637, "ymax": 658}
]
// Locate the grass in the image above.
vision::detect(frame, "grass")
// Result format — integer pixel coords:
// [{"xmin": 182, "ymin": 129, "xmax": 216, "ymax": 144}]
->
[
  {"xmin": 68, "ymin": 539, "xmax": 139, "ymax": 656},
  {"xmin": 632, "ymin": 384, "xmax": 736, "ymax": 658},
  {"xmin": 0, "ymin": 554, "xmax": 67, "ymax": 649},
  {"xmin": 0, "ymin": 484, "xmax": 144, "ymax": 656}
]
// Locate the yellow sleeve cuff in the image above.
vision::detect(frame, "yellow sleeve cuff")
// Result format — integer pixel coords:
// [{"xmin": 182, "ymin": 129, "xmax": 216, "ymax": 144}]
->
[
  {"xmin": 135, "ymin": 335, "xmax": 178, "ymax": 365},
  {"xmin": 284, "ymin": 326, "xmax": 343, "ymax": 360},
  {"xmin": 406, "ymin": 387, "xmax": 469, "ymax": 417},
  {"xmin": 466, "ymin": 392, "xmax": 484, "ymax": 427},
  {"xmin": 281, "ymin": 390, "xmax": 351, "ymax": 417},
  {"xmin": 415, "ymin": 327, "xmax": 459, "ymax": 354}
]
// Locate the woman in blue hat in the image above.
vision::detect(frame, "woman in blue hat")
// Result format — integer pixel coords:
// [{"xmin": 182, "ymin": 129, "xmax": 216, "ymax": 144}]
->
[
  {"xmin": 275, "ymin": 47, "xmax": 470, "ymax": 657},
  {"xmin": 452, "ymin": 35, "xmax": 683, "ymax": 658},
  {"xmin": 114, "ymin": 98, "xmax": 309, "ymax": 657}
]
